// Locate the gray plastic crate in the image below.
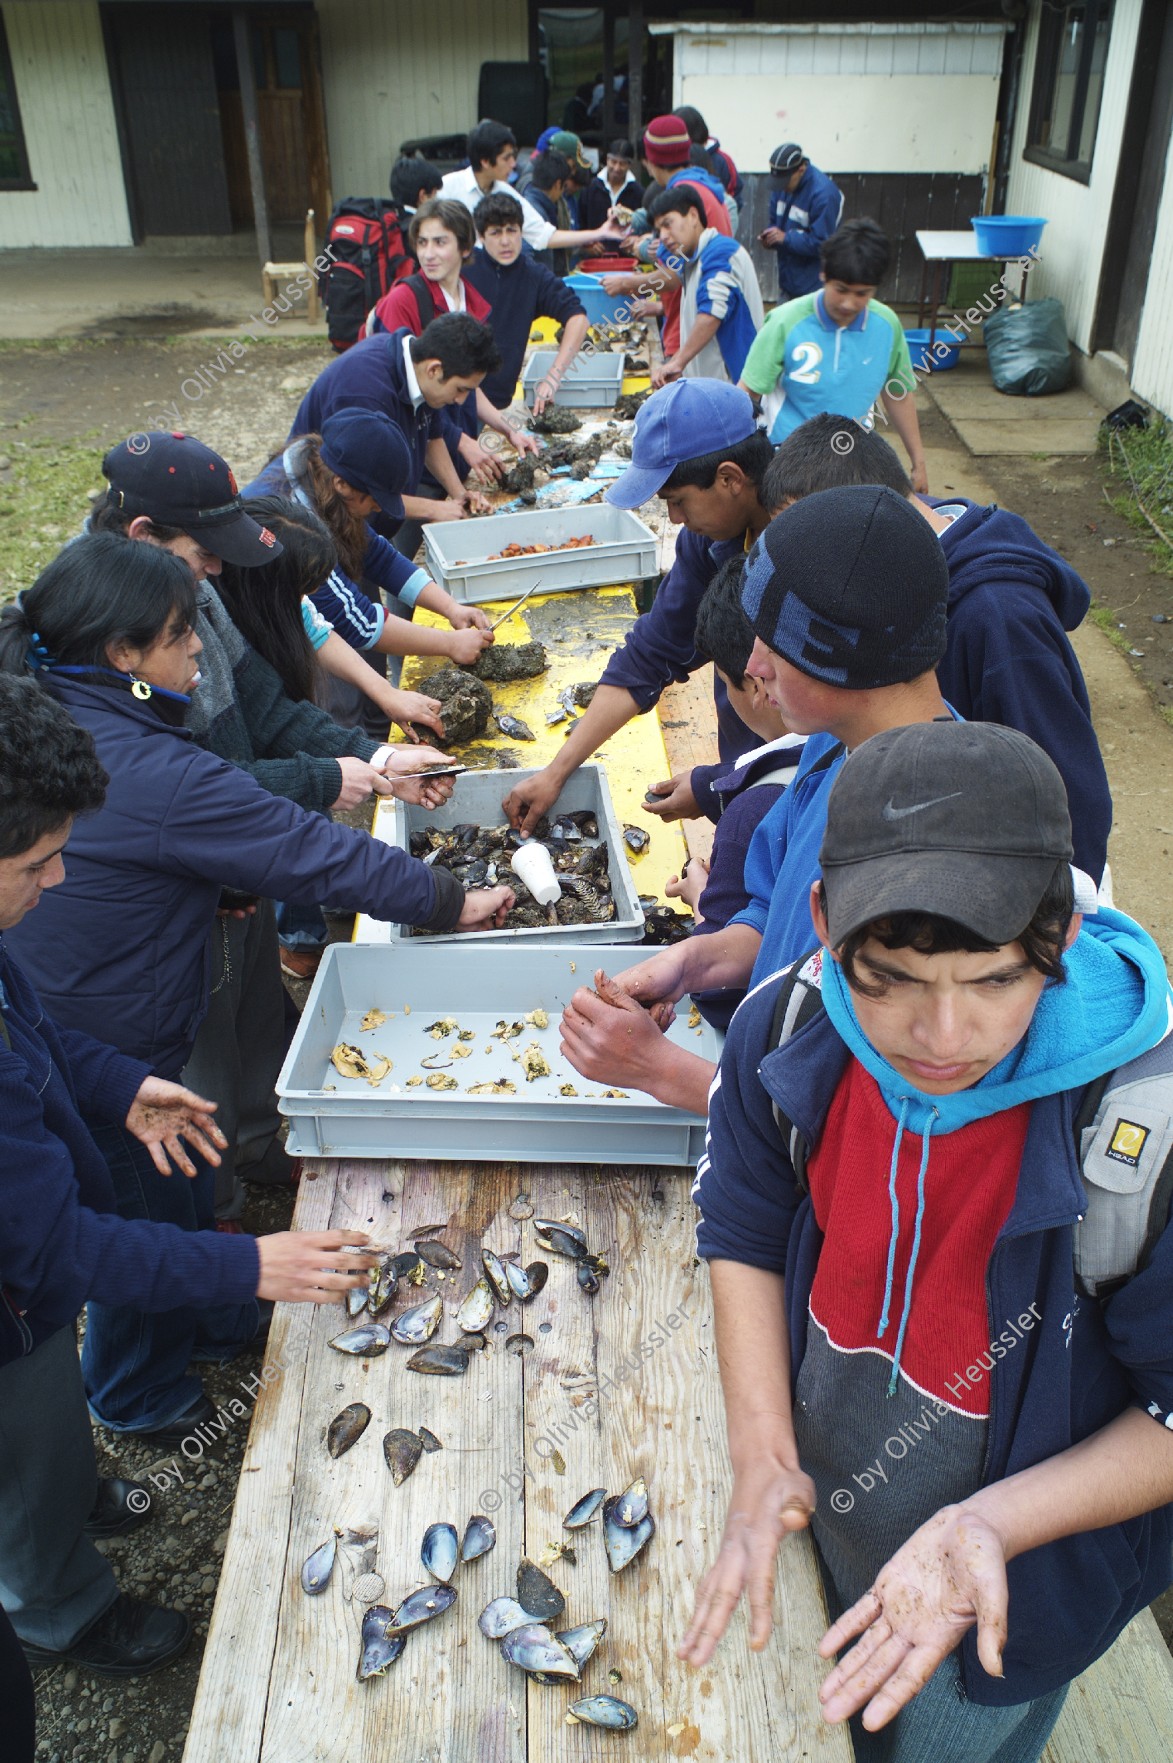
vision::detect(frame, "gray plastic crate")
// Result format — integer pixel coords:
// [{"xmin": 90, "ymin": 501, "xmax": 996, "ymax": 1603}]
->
[
  {"xmin": 381, "ymin": 765, "xmax": 643, "ymax": 945},
  {"xmin": 522, "ymin": 348, "xmax": 625, "ymax": 408},
  {"xmin": 422, "ymin": 504, "xmax": 657, "ymax": 604},
  {"xmin": 277, "ymin": 942, "xmax": 720, "ymax": 1165}
]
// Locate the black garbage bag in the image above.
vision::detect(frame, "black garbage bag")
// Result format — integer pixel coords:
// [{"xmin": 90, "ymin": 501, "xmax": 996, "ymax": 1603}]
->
[{"xmin": 984, "ymin": 297, "xmax": 1072, "ymax": 396}]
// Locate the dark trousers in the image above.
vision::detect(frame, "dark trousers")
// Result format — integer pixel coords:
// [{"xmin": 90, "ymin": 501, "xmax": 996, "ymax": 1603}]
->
[
  {"xmin": 81, "ymin": 1123, "xmax": 257, "ymax": 1431},
  {"xmin": 0, "ymin": 1604, "xmax": 35, "ymax": 1761}
]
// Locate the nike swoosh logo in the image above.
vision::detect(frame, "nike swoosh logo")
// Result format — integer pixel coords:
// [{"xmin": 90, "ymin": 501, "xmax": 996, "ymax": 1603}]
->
[{"xmin": 881, "ymin": 791, "xmax": 964, "ymax": 820}]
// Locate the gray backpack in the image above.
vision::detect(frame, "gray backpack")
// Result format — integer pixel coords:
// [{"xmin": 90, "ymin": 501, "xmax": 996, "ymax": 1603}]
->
[{"xmin": 765, "ymin": 953, "xmax": 1173, "ymax": 1299}]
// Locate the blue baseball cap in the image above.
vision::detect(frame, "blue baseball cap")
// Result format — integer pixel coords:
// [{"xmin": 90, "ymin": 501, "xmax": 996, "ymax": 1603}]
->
[
  {"xmin": 604, "ymin": 380, "xmax": 758, "ymax": 508},
  {"xmin": 318, "ymin": 408, "xmax": 412, "ymax": 520}
]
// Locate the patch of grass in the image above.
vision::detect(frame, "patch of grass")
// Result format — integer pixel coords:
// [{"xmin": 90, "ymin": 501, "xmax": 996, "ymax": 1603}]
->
[
  {"xmin": 1089, "ymin": 601, "xmax": 1173, "ymax": 728},
  {"xmin": 0, "ymin": 429, "xmax": 105, "ymax": 600},
  {"xmin": 1100, "ymin": 421, "xmax": 1173, "ymax": 579}
]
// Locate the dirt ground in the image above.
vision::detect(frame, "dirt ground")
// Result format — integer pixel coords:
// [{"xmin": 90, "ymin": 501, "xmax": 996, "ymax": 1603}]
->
[{"xmin": 3, "ymin": 340, "xmax": 1173, "ymax": 1759}]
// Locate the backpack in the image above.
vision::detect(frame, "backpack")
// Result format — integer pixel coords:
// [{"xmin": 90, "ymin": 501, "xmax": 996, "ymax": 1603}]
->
[
  {"xmin": 764, "ymin": 951, "xmax": 1173, "ymax": 1299},
  {"xmin": 400, "ymin": 273, "xmax": 439, "ymax": 336},
  {"xmin": 319, "ymin": 199, "xmax": 413, "ymax": 352}
]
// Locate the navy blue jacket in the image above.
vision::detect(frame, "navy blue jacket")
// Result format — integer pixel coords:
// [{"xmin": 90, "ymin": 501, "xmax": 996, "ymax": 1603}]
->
[
  {"xmin": 0, "ymin": 943, "xmax": 258, "ymax": 1369},
  {"xmin": 767, "ymin": 163, "xmax": 844, "ymax": 297},
  {"xmin": 934, "ymin": 497, "xmax": 1112, "ymax": 882},
  {"xmin": 288, "ymin": 330, "xmax": 456, "ymax": 505},
  {"xmin": 697, "ymin": 973, "xmax": 1173, "ymax": 1705},
  {"xmin": 464, "ymin": 248, "xmax": 585, "ymax": 410},
  {"xmin": 599, "ymin": 528, "xmax": 757, "ymax": 764},
  {"xmin": 6, "ymin": 676, "xmax": 462, "ymax": 1078}
]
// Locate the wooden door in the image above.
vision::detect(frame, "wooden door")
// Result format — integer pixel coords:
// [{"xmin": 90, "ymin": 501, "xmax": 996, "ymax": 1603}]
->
[{"xmin": 212, "ymin": 8, "xmax": 331, "ymax": 233}]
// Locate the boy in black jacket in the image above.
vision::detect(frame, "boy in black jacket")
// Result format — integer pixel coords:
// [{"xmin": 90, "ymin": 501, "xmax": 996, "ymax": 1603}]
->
[{"xmin": 464, "ymin": 193, "xmax": 590, "ymax": 415}]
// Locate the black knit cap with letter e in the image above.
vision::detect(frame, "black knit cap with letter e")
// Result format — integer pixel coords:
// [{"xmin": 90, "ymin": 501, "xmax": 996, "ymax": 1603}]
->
[
  {"xmin": 819, "ymin": 722, "xmax": 1074, "ymax": 947},
  {"xmin": 739, "ymin": 484, "xmax": 948, "ymax": 689}
]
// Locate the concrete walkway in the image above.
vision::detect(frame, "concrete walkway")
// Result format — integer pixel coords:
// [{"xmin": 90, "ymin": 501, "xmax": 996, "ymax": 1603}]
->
[{"xmin": 923, "ymin": 348, "xmax": 1107, "ymax": 455}]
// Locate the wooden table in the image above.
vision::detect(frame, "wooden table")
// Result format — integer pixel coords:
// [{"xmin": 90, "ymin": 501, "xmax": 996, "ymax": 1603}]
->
[{"xmin": 182, "ymin": 1157, "xmax": 852, "ymax": 1762}]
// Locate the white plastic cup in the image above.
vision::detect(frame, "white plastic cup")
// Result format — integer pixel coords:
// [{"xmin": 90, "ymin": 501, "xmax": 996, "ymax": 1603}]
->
[{"xmin": 510, "ymin": 842, "xmax": 560, "ymax": 906}]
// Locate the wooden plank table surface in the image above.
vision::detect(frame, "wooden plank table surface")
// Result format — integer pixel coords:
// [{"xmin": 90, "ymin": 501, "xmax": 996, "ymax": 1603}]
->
[{"xmin": 183, "ymin": 1158, "xmax": 852, "ymax": 1763}]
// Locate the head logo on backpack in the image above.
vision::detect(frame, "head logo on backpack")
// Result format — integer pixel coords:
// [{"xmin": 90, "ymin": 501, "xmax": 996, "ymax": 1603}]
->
[{"xmin": 319, "ymin": 198, "xmax": 414, "ymax": 352}]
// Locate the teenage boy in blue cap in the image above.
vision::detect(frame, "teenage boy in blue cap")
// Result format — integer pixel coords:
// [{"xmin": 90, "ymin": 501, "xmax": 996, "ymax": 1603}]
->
[
  {"xmin": 558, "ymin": 486, "xmax": 951, "ymax": 1112},
  {"xmin": 760, "ymin": 142, "xmax": 844, "ymax": 299},
  {"xmin": 503, "ymin": 379, "xmax": 774, "ymax": 836},
  {"xmin": 684, "ymin": 719, "xmax": 1173, "ymax": 1763}
]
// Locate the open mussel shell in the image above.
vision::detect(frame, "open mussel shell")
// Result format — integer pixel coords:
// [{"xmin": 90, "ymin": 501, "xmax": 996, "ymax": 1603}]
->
[
  {"xmin": 368, "ymin": 1257, "xmax": 398, "ymax": 1316},
  {"xmin": 505, "ymin": 1259, "xmax": 549, "ymax": 1302},
  {"xmin": 558, "ymin": 1619, "xmax": 608, "ymax": 1672},
  {"xmin": 326, "ymin": 1402, "xmax": 371, "ymax": 1459},
  {"xmin": 415, "ymin": 1238, "xmax": 461, "ymax": 1270},
  {"xmin": 534, "ymin": 1220, "xmax": 588, "ymax": 1261},
  {"xmin": 577, "ymin": 1260, "xmax": 602, "ymax": 1295},
  {"xmin": 417, "ymin": 1426, "xmax": 443, "ymax": 1453},
  {"xmin": 517, "ymin": 1557, "xmax": 565, "ymax": 1621},
  {"xmin": 357, "ymin": 1606, "xmax": 406, "ymax": 1681},
  {"xmin": 383, "ymin": 1428, "xmax": 424, "ymax": 1486},
  {"xmin": 568, "ymin": 1695, "xmax": 638, "ymax": 1730},
  {"xmin": 391, "ymin": 1293, "xmax": 443, "ymax": 1344},
  {"xmin": 421, "ymin": 1521, "xmax": 459, "ymax": 1584},
  {"xmin": 329, "ymin": 1322, "xmax": 391, "ymax": 1357},
  {"xmin": 612, "ymin": 1477, "xmax": 649, "ymax": 1528},
  {"xmin": 501, "ymin": 1623, "xmax": 580, "ymax": 1680},
  {"xmin": 390, "ymin": 1250, "xmax": 426, "ymax": 1285},
  {"xmin": 300, "ymin": 1533, "xmax": 337, "ymax": 1596},
  {"xmin": 346, "ymin": 1282, "xmax": 370, "ymax": 1318},
  {"xmin": 407, "ymin": 1344, "xmax": 470, "ymax": 1376},
  {"xmin": 478, "ymin": 1596, "xmax": 533, "ymax": 1639},
  {"xmin": 461, "ymin": 1514, "xmax": 496, "ymax": 1563},
  {"xmin": 481, "ymin": 1247, "xmax": 513, "ymax": 1305},
  {"xmin": 386, "ymin": 1582, "xmax": 457, "ymax": 1634},
  {"xmin": 563, "ymin": 1487, "xmax": 606, "ymax": 1530},
  {"xmin": 602, "ymin": 1498, "xmax": 655, "ymax": 1573},
  {"xmin": 456, "ymin": 1276, "xmax": 495, "ymax": 1334}
]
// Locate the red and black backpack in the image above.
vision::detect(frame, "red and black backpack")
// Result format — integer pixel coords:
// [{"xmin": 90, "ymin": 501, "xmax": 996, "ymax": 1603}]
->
[{"xmin": 319, "ymin": 199, "xmax": 414, "ymax": 352}]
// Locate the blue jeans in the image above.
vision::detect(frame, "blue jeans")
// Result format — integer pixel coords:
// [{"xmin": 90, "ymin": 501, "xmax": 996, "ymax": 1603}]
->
[
  {"xmin": 275, "ymin": 897, "xmax": 328, "ymax": 950},
  {"xmin": 848, "ymin": 1650, "xmax": 1067, "ymax": 1763},
  {"xmin": 82, "ymin": 1121, "xmax": 258, "ymax": 1432}
]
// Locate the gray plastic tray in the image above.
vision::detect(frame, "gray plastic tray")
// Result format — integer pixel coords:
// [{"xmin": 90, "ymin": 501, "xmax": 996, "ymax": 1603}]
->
[
  {"xmin": 277, "ymin": 942, "xmax": 719, "ymax": 1165},
  {"xmin": 522, "ymin": 348, "xmax": 625, "ymax": 407},
  {"xmin": 422, "ymin": 504, "xmax": 657, "ymax": 604},
  {"xmin": 379, "ymin": 765, "xmax": 643, "ymax": 945}
]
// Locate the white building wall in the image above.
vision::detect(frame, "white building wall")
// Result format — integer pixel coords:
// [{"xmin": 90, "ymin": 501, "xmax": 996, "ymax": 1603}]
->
[
  {"xmin": 659, "ymin": 22, "xmax": 1006, "ymax": 174},
  {"xmin": 1132, "ymin": 130, "xmax": 1173, "ymax": 412},
  {"xmin": 1003, "ymin": 0, "xmax": 1142, "ymax": 354},
  {"xmin": 316, "ymin": 0, "xmax": 528, "ymax": 198},
  {"xmin": 0, "ymin": 0, "xmax": 132, "ymax": 248}
]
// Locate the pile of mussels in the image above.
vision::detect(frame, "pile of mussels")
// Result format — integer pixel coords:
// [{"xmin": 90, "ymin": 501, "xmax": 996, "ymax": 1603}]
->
[{"xmin": 409, "ymin": 814, "xmax": 618, "ymax": 931}]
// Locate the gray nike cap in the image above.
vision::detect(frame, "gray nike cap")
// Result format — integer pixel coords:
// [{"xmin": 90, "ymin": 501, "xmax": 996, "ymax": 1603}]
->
[{"xmin": 819, "ymin": 722, "xmax": 1073, "ymax": 947}]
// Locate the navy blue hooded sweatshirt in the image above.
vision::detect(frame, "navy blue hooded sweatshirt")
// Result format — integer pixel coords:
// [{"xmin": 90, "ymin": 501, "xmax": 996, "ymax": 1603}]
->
[
  {"xmin": 932, "ymin": 497, "xmax": 1111, "ymax": 882},
  {"xmin": 7, "ymin": 675, "xmax": 462, "ymax": 1078},
  {"xmin": 0, "ymin": 942, "xmax": 258, "ymax": 1370}
]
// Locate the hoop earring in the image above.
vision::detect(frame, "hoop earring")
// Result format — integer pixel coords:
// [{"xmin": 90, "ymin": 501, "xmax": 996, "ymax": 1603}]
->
[{"xmin": 130, "ymin": 676, "xmax": 152, "ymax": 701}]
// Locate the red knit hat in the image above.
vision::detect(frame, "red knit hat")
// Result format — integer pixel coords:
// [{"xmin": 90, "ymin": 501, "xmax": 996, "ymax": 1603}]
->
[{"xmin": 643, "ymin": 115, "xmax": 692, "ymax": 168}]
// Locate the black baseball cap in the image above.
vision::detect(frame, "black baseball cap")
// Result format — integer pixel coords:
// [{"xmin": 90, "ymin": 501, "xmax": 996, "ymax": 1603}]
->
[
  {"xmin": 819, "ymin": 722, "xmax": 1074, "ymax": 947},
  {"xmin": 102, "ymin": 432, "xmax": 281, "ymax": 566},
  {"xmin": 769, "ymin": 143, "xmax": 804, "ymax": 176},
  {"xmin": 739, "ymin": 485, "xmax": 948, "ymax": 689}
]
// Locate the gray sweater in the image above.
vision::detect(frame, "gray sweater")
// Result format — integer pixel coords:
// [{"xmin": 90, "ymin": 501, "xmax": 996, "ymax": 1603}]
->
[{"xmin": 187, "ymin": 585, "xmax": 380, "ymax": 811}]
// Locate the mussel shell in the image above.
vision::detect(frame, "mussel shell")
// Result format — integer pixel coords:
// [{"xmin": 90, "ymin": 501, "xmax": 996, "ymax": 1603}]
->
[
  {"xmin": 346, "ymin": 1282, "xmax": 370, "ymax": 1318},
  {"xmin": 415, "ymin": 1238, "xmax": 461, "ymax": 1270},
  {"xmin": 576, "ymin": 1261, "xmax": 601, "ymax": 1295},
  {"xmin": 504, "ymin": 1258, "xmax": 548, "ymax": 1302},
  {"xmin": 534, "ymin": 1220, "xmax": 587, "ymax": 1260},
  {"xmin": 481, "ymin": 1247, "xmax": 513, "ymax": 1305},
  {"xmin": 623, "ymin": 825, "xmax": 650, "ymax": 853},
  {"xmin": 612, "ymin": 1476, "xmax": 649, "ymax": 1528},
  {"xmin": 569, "ymin": 1695, "xmax": 638, "ymax": 1730},
  {"xmin": 478, "ymin": 1596, "xmax": 533, "ymax": 1638},
  {"xmin": 368, "ymin": 1257, "xmax": 398, "ymax": 1316},
  {"xmin": 357, "ymin": 1606, "xmax": 406, "ymax": 1681},
  {"xmin": 383, "ymin": 1428, "xmax": 424, "ymax": 1486},
  {"xmin": 517, "ymin": 1557, "xmax": 565, "ymax": 1622},
  {"xmin": 391, "ymin": 1293, "xmax": 443, "ymax": 1344},
  {"xmin": 602, "ymin": 1498, "xmax": 655, "ymax": 1573},
  {"xmin": 327, "ymin": 1402, "xmax": 371, "ymax": 1459},
  {"xmin": 456, "ymin": 1276, "xmax": 495, "ymax": 1334},
  {"xmin": 406, "ymin": 1344, "xmax": 470, "ymax": 1376},
  {"xmin": 461, "ymin": 1514, "xmax": 496, "ymax": 1563},
  {"xmin": 417, "ymin": 1426, "xmax": 443, "ymax": 1454},
  {"xmin": 300, "ymin": 1534, "xmax": 337, "ymax": 1595},
  {"xmin": 523, "ymin": 1260, "xmax": 549, "ymax": 1298},
  {"xmin": 563, "ymin": 1487, "xmax": 606, "ymax": 1530},
  {"xmin": 421, "ymin": 1521, "xmax": 459, "ymax": 1584},
  {"xmin": 386, "ymin": 1582, "xmax": 457, "ymax": 1633},
  {"xmin": 558, "ymin": 1619, "xmax": 608, "ymax": 1671},
  {"xmin": 329, "ymin": 1322, "xmax": 391, "ymax": 1356},
  {"xmin": 500, "ymin": 1623, "xmax": 580, "ymax": 1680},
  {"xmin": 390, "ymin": 1250, "xmax": 425, "ymax": 1285}
]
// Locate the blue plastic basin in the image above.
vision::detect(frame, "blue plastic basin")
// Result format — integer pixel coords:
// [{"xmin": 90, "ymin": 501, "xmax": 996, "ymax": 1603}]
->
[
  {"xmin": 565, "ymin": 273, "xmax": 631, "ymax": 327},
  {"xmin": 970, "ymin": 215, "xmax": 1046, "ymax": 257},
  {"xmin": 904, "ymin": 328, "xmax": 962, "ymax": 373}
]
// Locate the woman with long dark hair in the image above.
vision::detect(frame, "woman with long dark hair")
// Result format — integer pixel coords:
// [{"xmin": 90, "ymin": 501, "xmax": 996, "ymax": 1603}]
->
[{"xmin": 0, "ymin": 535, "xmax": 511, "ymax": 1440}]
